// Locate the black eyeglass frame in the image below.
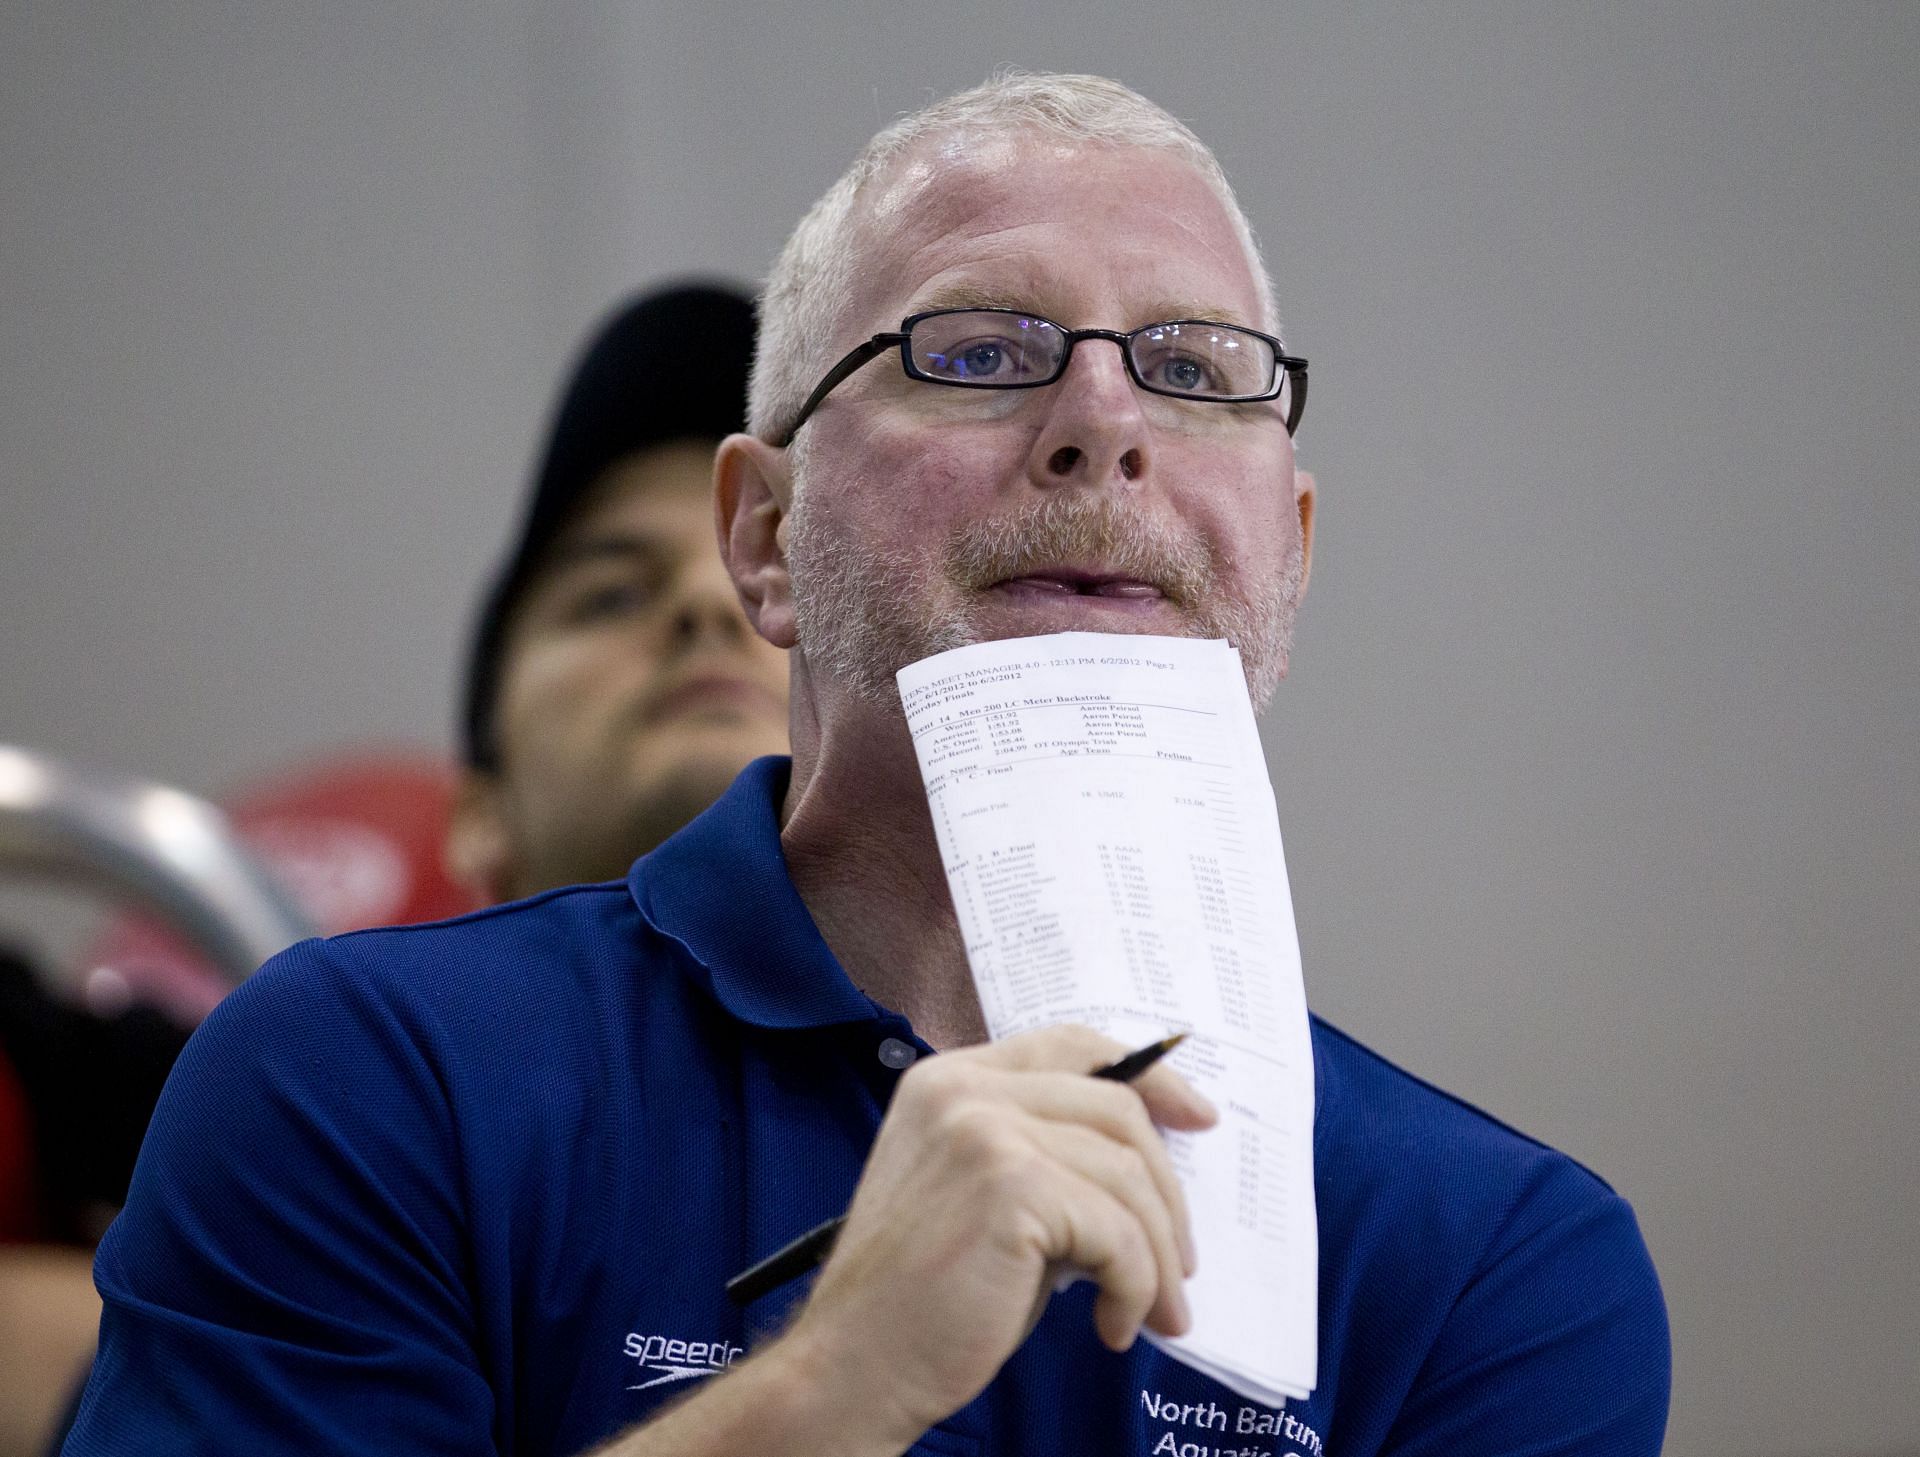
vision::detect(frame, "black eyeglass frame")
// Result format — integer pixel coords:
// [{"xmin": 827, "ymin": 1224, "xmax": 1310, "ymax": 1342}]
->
[{"xmin": 768, "ymin": 307, "xmax": 1308, "ymax": 447}]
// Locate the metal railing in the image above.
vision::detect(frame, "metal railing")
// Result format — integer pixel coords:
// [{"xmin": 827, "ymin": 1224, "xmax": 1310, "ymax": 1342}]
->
[{"xmin": 0, "ymin": 744, "xmax": 314, "ymax": 984}]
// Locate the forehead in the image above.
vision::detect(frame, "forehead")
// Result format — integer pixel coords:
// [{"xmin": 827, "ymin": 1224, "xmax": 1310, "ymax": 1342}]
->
[
  {"xmin": 847, "ymin": 132, "xmax": 1261, "ymax": 336},
  {"xmin": 546, "ymin": 440, "xmax": 717, "ymax": 550}
]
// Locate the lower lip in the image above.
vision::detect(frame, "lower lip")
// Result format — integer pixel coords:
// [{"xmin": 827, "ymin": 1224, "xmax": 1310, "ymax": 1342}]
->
[
  {"xmin": 989, "ymin": 579, "xmax": 1171, "ymax": 616},
  {"xmin": 650, "ymin": 681, "xmax": 779, "ymax": 722}
]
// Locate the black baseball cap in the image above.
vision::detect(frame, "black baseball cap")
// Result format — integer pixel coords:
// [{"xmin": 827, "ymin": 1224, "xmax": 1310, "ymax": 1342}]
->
[{"xmin": 461, "ymin": 282, "xmax": 757, "ymax": 770}]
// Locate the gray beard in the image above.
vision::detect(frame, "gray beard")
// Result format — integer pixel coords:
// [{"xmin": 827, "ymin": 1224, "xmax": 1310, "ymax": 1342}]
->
[{"xmin": 786, "ymin": 481, "xmax": 1303, "ymax": 712}]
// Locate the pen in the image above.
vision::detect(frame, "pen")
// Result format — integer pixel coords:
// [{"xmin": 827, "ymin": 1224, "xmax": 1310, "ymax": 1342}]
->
[{"xmin": 724, "ymin": 1032, "xmax": 1190, "ymax": 1306}]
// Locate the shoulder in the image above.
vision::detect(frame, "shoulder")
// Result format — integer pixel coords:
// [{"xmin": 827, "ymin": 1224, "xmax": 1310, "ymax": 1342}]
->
[
  {"xmin": 108, "ymin": 880, "xmax": 699, "ymax": 1298},
  {"xmin": 320, "ymin": 877, "xmax": 649, "ymax": 999},
  {"xmin": 1308, "ymin": 1013, "xmax": 1657, "ymax": 1300},
  {"xmin": 212, "ymin": 880, "xmax": 653, "ymax": 1050},
  {"xmin": 1309, "ymin": 1014, "xmax": 1625, "ymax": 1224},
  {"xmin": 167, "ymin": 879, "xmax": 699, "ymax": 1164},
  {"xmin": 1308, "ymin": 1017, "xmax": 1669, "ymax": 1450}
]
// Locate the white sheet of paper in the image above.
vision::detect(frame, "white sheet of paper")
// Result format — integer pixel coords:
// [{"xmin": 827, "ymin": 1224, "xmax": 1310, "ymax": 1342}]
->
[{"xmin": 896, "ymin": 631, "xmax": 1317, "ymax": 1405}]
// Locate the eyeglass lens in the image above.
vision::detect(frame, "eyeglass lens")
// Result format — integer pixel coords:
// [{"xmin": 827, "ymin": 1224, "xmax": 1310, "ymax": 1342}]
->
[{"xmin": 907, "ymin": 310, "xmax": 1282, "ymax": 404}]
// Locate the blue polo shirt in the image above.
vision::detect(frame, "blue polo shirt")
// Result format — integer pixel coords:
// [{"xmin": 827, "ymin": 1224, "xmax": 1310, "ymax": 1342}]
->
[{"xmin": 66, "ymin": 756, "xmax": 1667, "ymax": 1456}]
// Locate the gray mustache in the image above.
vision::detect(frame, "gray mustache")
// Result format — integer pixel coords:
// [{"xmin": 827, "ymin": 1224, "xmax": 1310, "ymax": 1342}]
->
[{"xmin": 942, "ymin": 495, "xmax": 1213, "ymax": 605}]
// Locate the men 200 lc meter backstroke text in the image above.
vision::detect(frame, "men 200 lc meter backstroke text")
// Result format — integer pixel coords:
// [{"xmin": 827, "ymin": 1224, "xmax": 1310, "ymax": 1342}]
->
[{"xmin": 65, "ymin": 73, "xmax": 1669, "ymax": 1457}]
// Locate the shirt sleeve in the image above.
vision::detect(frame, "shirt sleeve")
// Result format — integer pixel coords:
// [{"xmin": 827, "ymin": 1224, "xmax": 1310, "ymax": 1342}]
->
[
  {"xmin": 61, "ymin": 938, "xmax": 497, "ymax": 1456},
  {"xmin": 1379, "ymin": 1172, "xmax": 1671, "ymax": 1457}
]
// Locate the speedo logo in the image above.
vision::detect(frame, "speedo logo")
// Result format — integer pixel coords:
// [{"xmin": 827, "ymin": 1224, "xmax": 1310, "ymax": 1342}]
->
[{"xmin": 623, "ymin": 1332, "xmax": 746, "ymax": 1391}]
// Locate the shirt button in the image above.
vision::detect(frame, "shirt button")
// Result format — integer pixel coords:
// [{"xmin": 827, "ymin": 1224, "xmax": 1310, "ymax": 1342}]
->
[{"xmin": 876, "ymin": 1037, "xmax": 919, "ymax": 1070}]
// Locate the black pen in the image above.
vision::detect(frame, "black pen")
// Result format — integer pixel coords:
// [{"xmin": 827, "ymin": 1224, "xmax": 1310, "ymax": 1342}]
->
[{"xmin": 724, "ymin": 1033, "xmax": 1190, "ymax": 1306}]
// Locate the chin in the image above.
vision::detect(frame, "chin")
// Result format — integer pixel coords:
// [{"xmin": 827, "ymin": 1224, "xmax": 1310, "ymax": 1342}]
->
[
  {"xmin": 630, "ymin": 720, "xmax": 788, "ymax": 778},
  {"xmin": 581, "ymin": 746, "xmax": 763, "ymax": 867}
]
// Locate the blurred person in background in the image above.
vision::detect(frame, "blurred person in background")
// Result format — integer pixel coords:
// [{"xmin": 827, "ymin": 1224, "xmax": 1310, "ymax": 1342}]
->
[{"xmin": 445, "ymin": 281, "xmax": 790, "ymax": 904}]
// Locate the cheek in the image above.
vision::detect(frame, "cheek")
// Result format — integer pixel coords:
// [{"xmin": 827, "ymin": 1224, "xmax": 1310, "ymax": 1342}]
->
[
  {"xmin": 1188, "ymin": 462, "xmax": 1297, "ymax": 574},
  {"xmin": 496, "ymin": 636, "xmax": 653, "ymax": 764},
  {"xmin": 834, "ymin": 417, "xmax": 1024, "ymax": 533}
]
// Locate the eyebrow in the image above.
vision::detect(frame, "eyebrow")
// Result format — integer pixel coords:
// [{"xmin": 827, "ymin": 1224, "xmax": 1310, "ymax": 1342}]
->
[
  {"xmin": 910, "ymin": 282, "xmax": 1035, "ymax": 316},
  {"xmin": 1153, "ymin": 303, "xmax": 1245, "ymax": 327},
  {"xmin": 537, "ymin": 533, "xmax": 673, "ymax": 576},
  {"xmin": 903, "ymin": 284, "xmax": 1249, "ymax": 330}
]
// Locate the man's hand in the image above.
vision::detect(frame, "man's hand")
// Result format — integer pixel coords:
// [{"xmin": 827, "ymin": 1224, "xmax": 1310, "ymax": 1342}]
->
[{"xmin": 779, "ymin": 1024, "xmax": 1218, "ymax": 1447}]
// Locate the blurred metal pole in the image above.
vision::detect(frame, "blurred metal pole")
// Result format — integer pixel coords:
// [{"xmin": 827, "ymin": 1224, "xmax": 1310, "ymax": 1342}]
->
[{"xmin": 0, "ymin": 744, "xmax": 315, "ymax": 985}]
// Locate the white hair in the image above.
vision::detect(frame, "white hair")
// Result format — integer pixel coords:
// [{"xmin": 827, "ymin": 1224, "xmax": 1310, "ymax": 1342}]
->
[{"xmin": 748, "ymin": 71, "xmax": 1280, "ymax": 443}]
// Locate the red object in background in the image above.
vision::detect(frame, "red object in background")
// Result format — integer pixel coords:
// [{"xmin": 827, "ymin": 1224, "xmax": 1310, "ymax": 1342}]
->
[
  {"xmin": 79, "ymin": 751, "xmax": 481, "ymax": 1027},
  {"xmin": 0, "ymin": 1049, "xmax": 39, "ymax": 1240}
]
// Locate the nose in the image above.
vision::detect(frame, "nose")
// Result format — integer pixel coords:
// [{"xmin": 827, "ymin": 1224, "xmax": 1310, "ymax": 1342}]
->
[
  {"xmin": 1025, "ymin": 335, "xmax": 1151, "ymax": 490},
  {"xmin": 665, "ymin": 560, "xmax": 750, "ymax": 653}
]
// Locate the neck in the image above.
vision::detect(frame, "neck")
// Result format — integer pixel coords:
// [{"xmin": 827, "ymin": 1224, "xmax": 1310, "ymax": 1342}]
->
[{"xmin": 779, "ymin": 657, "xmax": 988, "ymax": 1049}]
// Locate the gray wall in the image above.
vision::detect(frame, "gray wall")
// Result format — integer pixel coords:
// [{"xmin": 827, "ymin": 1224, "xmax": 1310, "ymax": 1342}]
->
[{"xmin": 3, "ymin": 4, "xmax": 1915, "ymax": 1453}]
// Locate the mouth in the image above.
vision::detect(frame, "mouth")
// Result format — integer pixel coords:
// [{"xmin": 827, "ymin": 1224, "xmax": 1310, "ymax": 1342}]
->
[
  {"xmin": 985, "ymin": 570, "xmax": 1173, "ymax": 616},
  {"xmin": 990, "ymin": 569, "xmax": 1167, "ymax": 600},
  {"xmin": 642, "ymin": 673, "xmax": 784, "ymax": 725}
]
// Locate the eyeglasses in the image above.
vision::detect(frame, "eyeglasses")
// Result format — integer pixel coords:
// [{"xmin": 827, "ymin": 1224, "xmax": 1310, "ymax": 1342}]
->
[{"xmin": 768, "ymin": 307, "xmax": 1308, "ymax": 447}]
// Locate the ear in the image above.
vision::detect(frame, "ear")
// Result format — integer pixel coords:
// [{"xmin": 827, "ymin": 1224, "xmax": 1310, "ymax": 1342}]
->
[
  {"xmin": 1293, "ymin": 467, "xmax": 1316, "ymax": 597},
  {"xmin": 444, "ymin": 771, "xmax": 515, "ymax": 905},
  {"xmin": 714, "ymin": 432, "xmax": 797, "ymax": 649}
]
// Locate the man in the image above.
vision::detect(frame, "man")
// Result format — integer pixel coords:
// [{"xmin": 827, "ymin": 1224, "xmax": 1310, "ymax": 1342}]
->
[
  {"xmin": 66, "ymin": 76, "xmax": 1667, "ymax": 1456},
  {"xmin": 447, "ymin": 282, "xmax": 791, "ymax": 901}
]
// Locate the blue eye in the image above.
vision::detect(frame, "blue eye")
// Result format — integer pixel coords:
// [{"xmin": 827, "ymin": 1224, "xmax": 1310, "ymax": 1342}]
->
[
  {"xmin": 911, "ymin": 311, "xmax": 1065, "ymax": 385},
  {"xmin": 1135, "ymin": 345, "xmax": 1223, "ymax": 395},
  {"xmin": 1160, "ymin": 357, "xmax": 1207, "ymax": 392},
  {"xmin": 955, "ymin": 343, "xmax": 1005, "ymax": 378},
  {"xmin": 927, "ymin": 340, "xmax": 1020, "ymax": 379}
]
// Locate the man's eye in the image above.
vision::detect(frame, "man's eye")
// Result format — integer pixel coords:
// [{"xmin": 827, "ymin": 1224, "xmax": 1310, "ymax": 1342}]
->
[
  {"xmin": 567, "ymin": 581, "xmax": 656, "ymax": 623},
  {"xmin": 1142, "ymin": 351, "xmax": 1217, "ymax": 394},
  {"xmin": 925, "ymin": 337, "xmax": 1040, "ymax": 381}
]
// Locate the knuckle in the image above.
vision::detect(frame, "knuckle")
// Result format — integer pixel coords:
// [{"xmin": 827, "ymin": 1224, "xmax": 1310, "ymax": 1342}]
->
[
  {"xmin": 1060, "ymin": 1023, "xmax": 1119, "ymax": 1059},
  {"xmin": 1089, "ymin": 1076, "xmax": 1152, "ymax": 1135},
  {"xmin": 887, "ymin": 1063, "xmax": 935, "ymax": 1116},
  {"xmin": 1123, "ymin": 1203, "xmax": 1157, "ymax": 1258},
  {"xmin": 1119, "ymin": 1090, "xmax": 1158, "ymax": 1138},
  {"xmin": 1108, "ymin": 1141, "xmax": 1150, "ymax": 1187},
  {"xmin": 1092, "ymin": 1197, "xmax": 1149, "ymax": 1261},
  {"xmin": 1031, "ymin": 1022, "xmax": 1112, "ymax": 1064},
  {"xmin": 939, "ymin": 1103, "xmax": 1030, "ymax": 1187},
  {"xmin": 897, "ymin": 1053, "xmax": 957, "ymax": 1099},
  {"xmin": 898, "ymin": 1057, "xmax": 984, "ymax": 1123},
  {"xmin": 983, "ymin": 1139, "xmax": 1043, "ymax": 1194},
  {"xmin": 935, "ymin": 1097, "xmax": 994, "ymax": 1149},
  {"xmin": 1003, "ymin": 1199, "xmax": 1057, "ymax": 1254},
  {"xmin": 1112, "ymin": 1234, "xmax": 1156, "ymax": 1299}
]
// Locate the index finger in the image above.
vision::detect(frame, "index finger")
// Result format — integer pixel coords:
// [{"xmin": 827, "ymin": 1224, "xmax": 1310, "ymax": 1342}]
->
[{"xmin": 970, "ymin": 1024, "xmax": 1218, "ymax": 1130}]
